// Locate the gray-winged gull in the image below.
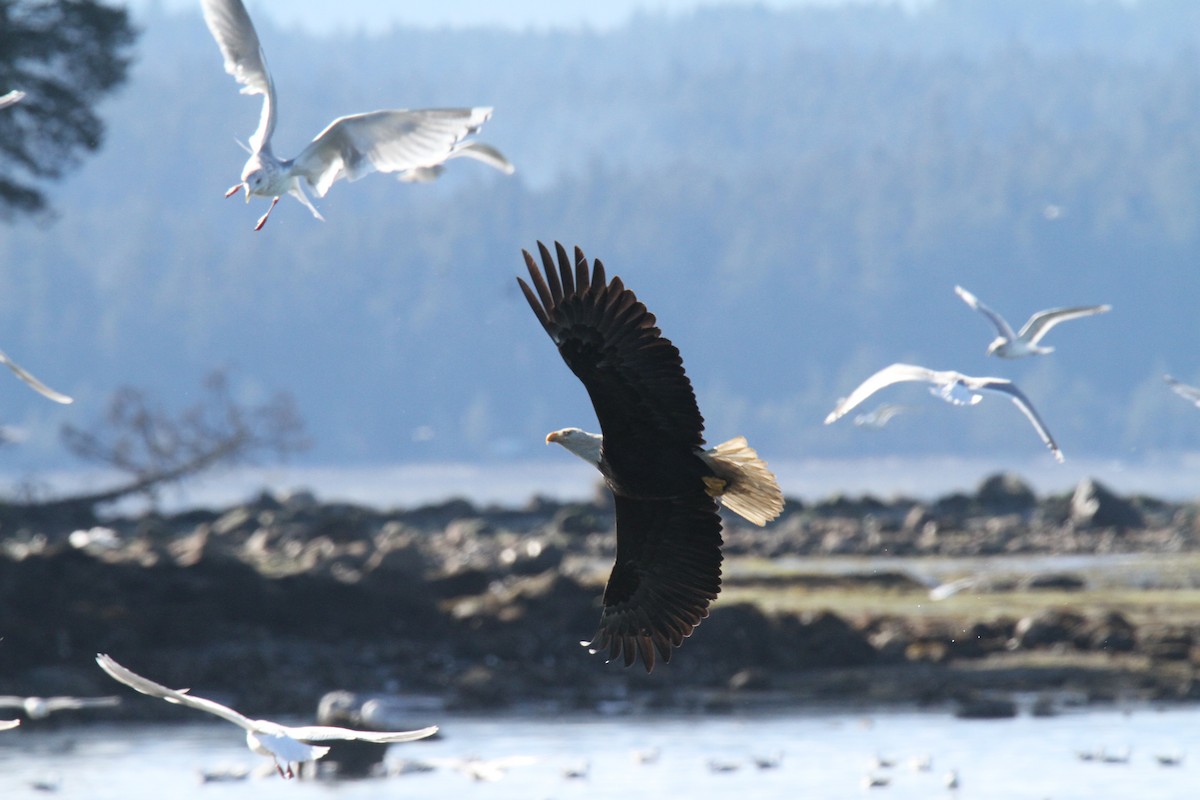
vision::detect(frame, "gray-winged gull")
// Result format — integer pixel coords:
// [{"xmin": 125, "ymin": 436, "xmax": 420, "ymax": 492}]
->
[
  {"xmin": 200, "ymin": 0, "xmax": 514, "ymax": 230},
  {"xmin": 1164, "ymin": 374, "xmax": 1200, "ymax": 408},
  {"xmin": 95, "ymin": 654, "xmax": 438, "ymax": 779},
  {"xmin": 0, "ymin": 694, "xmax": 118, "ymax": 719},
  {"xmin": 824, "ymin": 362, "xmax": 1063, "ymax": 462},
  {"xmin": 955, "ymin": 285, "xmax": 1110, "ymax": 358},
  {"xmin": 0, "ymin": 349, "xmax": 72, "ymax": 404},
  {"xmin": 852, "ymin": 403, "xmax": 909, "ymax": 429}
]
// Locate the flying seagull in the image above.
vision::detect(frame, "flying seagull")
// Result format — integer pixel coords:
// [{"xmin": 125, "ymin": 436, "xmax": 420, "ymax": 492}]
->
[
  {"xmin": 1164, "ymin": 374, "xmax": 1200, "ymax": 408},
  {"xmin": 824, "ymin": 363, "xmax": 1063, "ymax": 462},
  {"xmin": 95, "ymin": 654, "xmax": 438, "ymax": 779},
  {"xmin": 0, "ymin": 694, "xmax": 119, "ymax": 720},
  {"xmin": 0, "ymin": 90, "xmax": 25, "ymax": 110},
  {"xmin": 954, "ymin": 285, "xmax": 1110, "ymax": 358},
  {"xmin": 200, "ymin": 0, "xmax": 514, "ymax": 231},
  {"xmin": 852, "ymin": 403, "xmax": 909, "ymax": 429},
  {"xmin": 518, "ymin": 242, "xmax": 784, "ymax": 671},
  {"xmin": 0, "ymin": 349, "xmax": 73, "ymax": 404}
]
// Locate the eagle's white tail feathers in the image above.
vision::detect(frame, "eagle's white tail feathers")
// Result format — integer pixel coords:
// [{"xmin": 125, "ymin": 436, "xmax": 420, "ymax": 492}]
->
[{"xmin": 703, "ymin": 436, "xmax": 784, "ymax": 526}]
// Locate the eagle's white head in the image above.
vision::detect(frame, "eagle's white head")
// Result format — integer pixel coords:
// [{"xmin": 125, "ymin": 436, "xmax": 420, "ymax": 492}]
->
[{"xmin": 545, "ymin": 427, "xmax": 602, "ymax": 466}]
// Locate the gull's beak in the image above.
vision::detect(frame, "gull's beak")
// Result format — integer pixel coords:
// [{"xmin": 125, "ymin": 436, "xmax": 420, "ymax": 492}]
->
[
  {"xmin": 545, "ymin": 430, "xmax": 563, "ymax": 445},
  {"xmin": 243, "ymin": 185, "xmax": 252, "ymax": 203}
]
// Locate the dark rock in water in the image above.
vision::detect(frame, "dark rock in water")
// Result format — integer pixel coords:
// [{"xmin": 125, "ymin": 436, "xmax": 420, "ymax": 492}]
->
[
  {"xmin": 1070, "ymin": 478, "xmax": 1145, "ymax": 529},
  {"xmin": 1141, "ymin": 628, "xmax": 1194, "ymax": 661},
  {"xmin": 1020, "ymin": 573, "xmax": 1086, "ymax": 592},
  {"xmin": 1011, "ymin": 609, "xmax": 1088, "ymax": 650},
  {"xmin": 451, "ymin": 665, "xmax": 512, "ymax": 710},
  {"xmin": 976, "ymin": 473, "xmax": 1037, "ymax": 514},
  {"xmin": 1084, "ymin": 611, "xmax": 1137, "ymax": 653},
  {"xmin": 1030, "ymin": 694, "xmax": 1060, "ymax": 717},
  {"xmin": 954, "ymin": 693, "xmax": 1018, "ymax": 719}
]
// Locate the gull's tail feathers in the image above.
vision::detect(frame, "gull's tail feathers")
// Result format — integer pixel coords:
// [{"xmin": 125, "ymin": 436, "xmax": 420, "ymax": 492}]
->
[{"xmin": 702, "ymin": 436, "xmax": 784, "ymax": 526}]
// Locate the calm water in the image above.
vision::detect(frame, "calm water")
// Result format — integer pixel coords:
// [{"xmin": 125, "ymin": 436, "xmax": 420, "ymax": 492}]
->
[
  {"xmin": 11, "ymin": 453, "xmax": 1200, "ymax": 517},
  {"xmin": 0, "ymin": 706, "xmax": 1194, "ymax": 799}
]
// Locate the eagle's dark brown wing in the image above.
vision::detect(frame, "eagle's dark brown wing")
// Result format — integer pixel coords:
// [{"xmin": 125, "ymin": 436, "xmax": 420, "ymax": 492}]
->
[
  {"xmin": 517, "ymin": 242, "xmax": 706, "ymax": 491},
  {"xmin": 583, "ymin": 493, "xmax": 723, "ymax": 672},
  {"xmin": 518, "ymin": 242, "xmax": 725, "ymax": 672}
]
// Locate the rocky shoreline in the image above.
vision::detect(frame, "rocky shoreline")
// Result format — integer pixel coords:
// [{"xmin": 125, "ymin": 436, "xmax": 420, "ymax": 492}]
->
[{"xmin": 1, "ymin": 472, "xmax": 1198, "ymax": 720}]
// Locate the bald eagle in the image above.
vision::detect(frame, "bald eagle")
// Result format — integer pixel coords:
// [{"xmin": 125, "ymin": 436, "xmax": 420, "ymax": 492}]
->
[{"xmin": 518, "ymin": 242, "xmax": 784, "ymax": 671}]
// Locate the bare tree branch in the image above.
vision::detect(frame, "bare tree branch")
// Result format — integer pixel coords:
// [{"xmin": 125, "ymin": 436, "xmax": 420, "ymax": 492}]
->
[{"xmin": 17, "ymin": 369, "xmax": 310, "ymax": 516}]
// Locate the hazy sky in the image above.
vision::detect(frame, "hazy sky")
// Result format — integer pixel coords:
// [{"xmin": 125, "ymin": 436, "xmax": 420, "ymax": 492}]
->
[{"xmin": 135, "ymin": 0, "xmax": 928, "ymax": 33}]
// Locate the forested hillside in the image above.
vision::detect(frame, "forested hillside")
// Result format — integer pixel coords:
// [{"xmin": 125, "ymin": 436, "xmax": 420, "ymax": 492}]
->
[{"xmin": 2, "ymin": 0, "xmax": 1199, "ymax": 472}]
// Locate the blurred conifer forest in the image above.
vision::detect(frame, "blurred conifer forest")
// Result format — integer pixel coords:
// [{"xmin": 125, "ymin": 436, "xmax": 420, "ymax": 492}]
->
[{"xmin": 2, "ymin": 0, "xmax": 1199, "ymax": 471}]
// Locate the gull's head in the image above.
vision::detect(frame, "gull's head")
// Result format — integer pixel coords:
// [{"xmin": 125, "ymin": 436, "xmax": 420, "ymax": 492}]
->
[
  {"xmin": 986, "ymin": 338, "xmax": 1006, "ymax": 356},
  {"xmin": 546, "ymin": 427, "xmax": 602, "ymax": 466},
  {"xmin": 242, "ymin": 170, "xmax": 268, "ymax": 200}
]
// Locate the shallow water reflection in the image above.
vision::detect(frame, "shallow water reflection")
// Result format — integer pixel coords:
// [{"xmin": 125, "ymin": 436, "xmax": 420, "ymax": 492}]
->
[{"xmin": 0, "ymin": 706, "xmax": 1193, "ymax": 799}]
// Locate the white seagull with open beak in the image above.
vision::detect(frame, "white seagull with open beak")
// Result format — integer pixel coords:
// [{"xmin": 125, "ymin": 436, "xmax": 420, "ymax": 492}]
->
[{"xmin": 200, "ymin": 0, "xmax": 514, "ymax": 230}]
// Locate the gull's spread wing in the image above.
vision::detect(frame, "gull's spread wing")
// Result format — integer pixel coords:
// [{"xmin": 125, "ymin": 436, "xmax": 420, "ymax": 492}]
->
[
  {"xmin": 972, "ymin": 378, "xmax": 1064, "ymax": 462},
  {"xmin": 0, "ymin": 349, "xmax": 72, "ymax": 404},
  {"xmin": 1018, "ymin": 304, "xmax": 1110, "ymax": 345},
  {"xmin": 95, "ymin": 654, "xmax": 256, "ymax": 732},
  {"xmin": 293, "ymin": 108, "xmax": 496, "ymax": 196},
  {"xmin": 955, "ymin": 285, "xmax": 1017, "ymax": 341},
  {"xmin": 200, "ymin": 0, "xmax": 276, "ymax": 153},
  {"xmin": 283, "ymin": 723, "xmax": 439, "ymax": 744},
  {"xmin": 825, "ymin": 363, "xmax": 943, "ymax": 423}
]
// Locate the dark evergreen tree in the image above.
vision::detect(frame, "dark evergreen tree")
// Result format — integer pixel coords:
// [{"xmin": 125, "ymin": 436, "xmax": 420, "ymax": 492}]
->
[{"xmin": 0, "ymin": 0, "xmax": 135, "ymax": 218}]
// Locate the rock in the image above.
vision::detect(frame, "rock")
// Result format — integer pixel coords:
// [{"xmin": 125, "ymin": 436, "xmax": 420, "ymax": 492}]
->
[
  {"xmin": 903, "ymin": 505, "xmax": 935, "ymax": 533},
  {"xmin": 497, "ymin": 538, "xmax": 564, "ymax": 575},
  {"xmin": 427, "ymin": 567, "xmax": 495, "ymax": 599},
  {"xmin": 976, "ymin": 472, "xmax": 1037, "ymax": 513},
  {"xmin": 1010, "ymin": 609, "xmax": 1087, "ymax": 650},
  {"xmin": 1083, "ymin": 611, "xmax": 1137, "ymax": 653},
  {"xmin": 778, "ymin": 610, "xmax": 878, "ymax": 669},
  {"xmin": 1070, "ymin": 478, "xmax": 1144, "ymax": 529},
  {"xmin": 1141, "ymin": 628, "xmax": 1194, "ymax": 661},
  {"xmin": 451, "ymin": 665, "xmax": 512, "ymax": 710},
  {"xmin": 954, "ymin": 693, "xmax": 1018, "ymax": 719},
  {"xmin": 551, "ymin": 505, "xmax": 610, "ymax": 535},
  {"xmin": 694, "ymin": 603, "xmax": 777, "ymax": 665},
  {"xmin": 1020, "ymin": 573, "xmax": 1085, "ymax": 592}
]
